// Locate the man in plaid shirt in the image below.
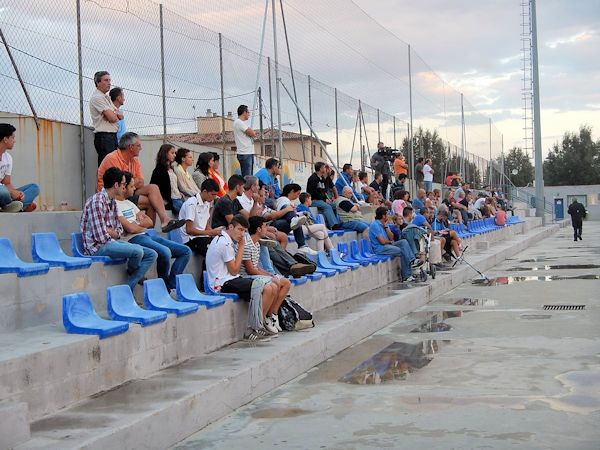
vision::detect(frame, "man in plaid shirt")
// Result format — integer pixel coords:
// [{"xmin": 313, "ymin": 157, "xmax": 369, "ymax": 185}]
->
[{"xmin": 80, "ymin": 167, "xmax": 157, "ymax": 290}]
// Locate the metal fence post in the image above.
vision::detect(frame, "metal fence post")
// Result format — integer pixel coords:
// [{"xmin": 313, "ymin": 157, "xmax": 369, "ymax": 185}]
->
[
  {"xmin": 334, "ymin": 87, "xmax": 339, "ymax": 168},
  {"xmin": 377, "ymin": 108, "xmax": 380, "ymax": 144},
  {"xmin": 75, "ymin": 0, "xmax": 86, "ymax": 203},
  {"xmin": 219, "ymin": 33, "xmax": 226, "ymax": 175},
  {"xmin": 268, "ymin": 57, "xmax": 275, "ymax": 152},
  {"xmin": 408, "ymin": 44, "xmax": 414, "ymax": 180},
  {"xmin": 393, "ymin": 116, "xmax": 396, "ymax": 151},
  {"xmin": 308, "ymin": 74, "xmax": 313, "ymax": 165},
  {"xmin": 159, "ymin": 4, "xmax": 167, "ymax": 140},
  {"xmin": 258, "ymin": 87, "xmax": 264, "ymax": 156}
]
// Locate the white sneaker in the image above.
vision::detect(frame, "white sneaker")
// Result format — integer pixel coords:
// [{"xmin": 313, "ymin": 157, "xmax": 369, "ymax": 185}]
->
[
  {"xmin": 290, "ymin": 215, "xmax": 308, "ymax": 230},
  {"xmin": 297, "ymin": 246, "xmax": 317, "ymax": 256},
  {"xmin": 264, "ymin": 317, "xmax": 279, "ymax": 334},
  {"xmin": 1, "ymin": 201, "xmax": 23, "ymax": 213},
  {"xmin": 404, "ymin": 276, "xmax": 415, "ymax": 282},
  {"xmin": 271, "ymin": 314, "xmax": 282, "ymax": 332}
]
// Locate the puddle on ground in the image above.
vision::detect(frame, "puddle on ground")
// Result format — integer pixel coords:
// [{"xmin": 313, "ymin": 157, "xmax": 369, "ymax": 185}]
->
[
  {"xmin": 520, "ymin": 314, "xmax": 552, "ymax": 320},
  {"xmin": 251, "ymin": 407, "xmax": 314, "ymax": 419},
  {"xmin": 452, "ymin": 298, "xmax": 498, "ymax": 307},
  {"xmin": 506, "ymin": 264, "xmax": 600, "ymax": 272},
  {"xmin": 339, "ymin": 340, "xmax": 441, "ymax": 384},
  {"xmin": 472, "ymin": 274, "xmax": 600, "ymax": 286},
  {"xmin": 539, "ymin": 367, "xmax": 600, "ymax": 414}
]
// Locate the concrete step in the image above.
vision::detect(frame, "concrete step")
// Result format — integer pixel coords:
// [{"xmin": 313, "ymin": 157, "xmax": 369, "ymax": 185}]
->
[{"xmin": 15, "ymin": 219, "xmax": 562, "ymax": 450}]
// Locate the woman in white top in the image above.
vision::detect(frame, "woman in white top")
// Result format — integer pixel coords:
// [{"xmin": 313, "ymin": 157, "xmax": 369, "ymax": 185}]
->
[
  {"xmin": 423, "ymin": 158, "xmax": 434, "ymax": 193},
  {"xmin": 173, "ymin": 148, "xmax": 200, "ymax": 199}
]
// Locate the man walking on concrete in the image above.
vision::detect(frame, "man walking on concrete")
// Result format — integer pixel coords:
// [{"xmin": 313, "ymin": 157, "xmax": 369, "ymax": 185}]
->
[
  {"xmin": 567, "ymin": 199, "xmax": 586, "ymax": 241},
  {"xmin": 233, "ymin": 105, "xmax": 256, "ymax": 177},
  {"xmin": 90, "ymin": 71, "xmax": 123, "ymax": 165}
]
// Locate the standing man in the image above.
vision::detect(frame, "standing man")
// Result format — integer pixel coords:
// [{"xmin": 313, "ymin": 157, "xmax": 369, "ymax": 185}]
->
[
  {"xmin": 109, "ymin": 87, "xmax": 126, "ymax": 141},
  {"xmin": 415, "ymin": 157, "xmax": 424, "ymax": 190},
  {"xmin": 567, "ymin": 199, "xmax": 586, "ymax": 241},
  {"xmin": 233, "ymin": 105, "xmax": 257, "ymax": 177},
  {"xmin": 0, "ymin": 123, "xmax": 40, "ymax": 212},
  {"xmin": 423, "ymin": 158, "xmax": 434, "ymax": 193},
  {"xmin": 90, "ymin": 71, "xmax": 123, "ymax": 166},
  {"xmin": 371, "ymin": 142, "xmax": 391, "ymax": 199},
  {"xmin": 80, "ymin": 167, "xmax": 157, "ymax": 290}
]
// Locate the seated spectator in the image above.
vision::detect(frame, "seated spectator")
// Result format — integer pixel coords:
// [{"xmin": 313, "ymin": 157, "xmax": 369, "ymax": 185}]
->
[
  {"xmin": 150, "ymin": 143, "xmax": 185, "ymax": 214},
  {"xmin": 233, "ymin": 175, "xmax": 263, "ymax": 219},
  {"xmin": 255, "ymin": 181, "xmax": 291, "ymax": 249},
  {"xmin": 81, "ymin": 167, "xmax": 157, "ymax": 290},
  {"xmin": 391, "ymin": 190, "xmax": 410, "ymax": 217},
  {"xmin": 179, "ymin": 178, "xmax": 224, "ymax": 257},
  {"xmin": 401, "ymin": 206, "xmax": 428, "ymax": 258},
  {"xmin": 388, "ymin": 214, "xmax": 405, "ymax": 241},
  {"xmin": 451, "ymin": 209, "xmax": 463, "ymax": 224},
  {"xmin": 369, "ymin": 172, "xmax": 384, "ymax": 196},
  {"xmin": 357, "ymin": 171, "xmax": 382, "ymax": 205},
  {"xmin": 295, "ymin": 192, "xmax": 335, "ymax": 253},
  {"xmin": 431, "ymin": 209, "xmax": 462, "ymax": 260},
  {"xmin": 324, "ymin": 164, "xmax": 338, "ymax": 200},
  {"xmin": 334, "ymin": 186, "xmax": 370, "ymax": 238},
  {"xmin": 390, "ymin": 173, "xmax": 407, "ymax": 199},
  {"xmin": 495, "ymin": 207, "xmax": 507, "ymax": 226},
  {"xmin": 255, "ymin": 157, "xmax": 282, "ymax": 208},
  {"xmin": 0, "ymin": 123, "xmax": 40, "ymax": 212},
  {"xmin": 412, "ymin": 188, "xmax": 427, "ymax": 210},
  {"xmin": 306, "ymin": 162, "xmax": 339, "ymax": 228},
  {"xmin": 453, "ymin": 189, "xmax": 470, "ymax": 223},
  {"xmin": 239, "ymin": 216, "xmax": 292, "ymax": 332},
  {"xmin": 275, "ymin": 184, "xmax": 317, "ymax": 256},
  {"xmin": 116, "ymin": 171, "xmax": 191, "ymax": 291},
  {"xmin": 192, "ymin": 152, "xmax": 212, "ymax": 192},
  {"xmin": 173, "ymin": 148, "xmax": 200, "ymax": 199},
  {"xmin": 432, "ymin": 188, "xmax": 442, "ymax": 206},
  {"xmin": 467, "ymin": 192, "xmax": 483, "ymax": 219},
  {"xmin": 199, "ymin": 152, "xmax": 227, "ymax": 198},
  {"xmin": 205, "ymin": 215, "xmax": 280, "ymax": 340},
  {"xmin": 211, "ymin": 174, "xmax": 245, "ymax": 229},
  {"xmin": 369, "ymin": 206, "xmax": 423, "ymax": 282},
  {"xmin": 335, "ymin": 163, "xmax": 363, "ymax": 202},
  {"xmin": 97, "ymin": 132, "xmax": 184, "ymax": 233}
]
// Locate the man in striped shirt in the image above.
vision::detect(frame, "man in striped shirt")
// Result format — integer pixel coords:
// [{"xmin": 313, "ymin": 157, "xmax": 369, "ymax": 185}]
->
[{"xmin": 80, "ymin": 167, "xmax": 157, "ymax": 290}]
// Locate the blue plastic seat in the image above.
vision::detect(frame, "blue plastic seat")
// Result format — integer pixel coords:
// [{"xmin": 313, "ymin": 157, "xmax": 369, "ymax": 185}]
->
[
  {"xmin": 288, "ymin": 275, "xmax": 308, "ymax": 285},
  {"xmin": 350, "ymin": 240, "xmax": 380, "ymax": 264},
  {"xmin": 316, "ymin": 251, "xmax": 349, "ymax": 273},
  {"xmin": 305, "ymin": 272, "xmax": 323, "ymax": 281},
  {"xmin": 71, "ymin": 233, "xmax": 125, "ymax": 265},
  {"xmin": 329, "ymin": 249, "xmax": 359, "ymax": 270},
  {"xmin": 176, "ymin": 274, "xmax": 226, "ymax": 308},
  {"xmin": 338, "ymin": 242, "xmax": 370, "ymax": 266},
  {"xmin": 360, "ymin": 239, "xmax": 391, "ymax": 262},
  {"xmin": 167, "ymin": 228, "xmax": 183, "ymax": 244},
  {"xmin": 32, "ymin": 232, "xmax": 92, "ymax": 270},
  {"xmin": 107, "ymin": 284, "xmax": 167, "ymax": 326},
  {"xmin": 467, "ymin": 220, "xmax": 485, "ymax": 234},
  {"xmin": 143, "ymin": 278, "xmax": 198, "ymax": 316},
  {"xmin": 203, "ymin": 270, "xmax": 242, "ymax": 302},
  {"xmin": 0, "ymin": 237, "xmax": 50, "ymax": 277},
  {"xmin": 507, "ymin": 215, "xmax": 524, "ymax": 225},
  {"xmin": 63, "ymin": 292, "xmax": 129, "ymax": 339}
]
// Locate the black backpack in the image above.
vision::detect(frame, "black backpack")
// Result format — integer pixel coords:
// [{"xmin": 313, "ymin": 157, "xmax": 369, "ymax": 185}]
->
[{"xmin": 278, "ymin": 297, "xmax": 315, "ymax": 331}]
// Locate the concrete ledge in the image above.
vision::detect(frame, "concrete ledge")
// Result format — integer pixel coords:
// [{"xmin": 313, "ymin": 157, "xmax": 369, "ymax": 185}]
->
[
  {"xmin": 14, "ymin": 220, "xmax": 561, "ymax": 450},
  {"xmin": 0, "ymin": 401, "xmax": 30, "ymax": 449}
]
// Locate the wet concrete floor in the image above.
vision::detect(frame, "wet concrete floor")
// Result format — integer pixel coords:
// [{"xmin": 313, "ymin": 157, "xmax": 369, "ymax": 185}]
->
[{"xmin": 174, "ymin": 222, "xmax": 600, "ymax": 450}]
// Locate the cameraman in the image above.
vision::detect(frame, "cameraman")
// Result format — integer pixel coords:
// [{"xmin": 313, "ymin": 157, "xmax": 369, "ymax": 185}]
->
[{"xmin": 371, "ymin": 142, "xmax": 392, "ymax": 200}]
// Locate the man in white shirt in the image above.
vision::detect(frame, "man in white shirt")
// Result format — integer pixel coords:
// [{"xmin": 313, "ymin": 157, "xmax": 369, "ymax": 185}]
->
[
  {"xmin": 233, "ymin": 105, "xmax": 257, "ymax": 177},
  {"xmin": 90, "ymin": 71, "xmax": 123, "ymax": 165},
  {"xmin": 179, "ymin": 178, "xmax": 224, "ymax": 256},
  {"xmin": 233, "ymin": 175, "xmax": 262, "ymax": 218},
  {"xmin": 423, "ymin": 158, "xmax": 434, "ymax": 193},
  {"xmin": 0, "ymin": 123, "xmax": 40, "ymax": 212},
  {"xmin": 116, "ymin": 171, "xmax": 191, "ymax": 291}
]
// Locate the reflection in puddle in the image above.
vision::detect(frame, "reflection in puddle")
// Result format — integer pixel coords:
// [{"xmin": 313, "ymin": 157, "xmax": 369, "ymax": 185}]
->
[
  {"xmin": 409, "ymin": 310, "xmax": 467, "ymax": 333},
  {"xmin": 251, "ymin": 407, "xmax": 313, "ymax": 419},
  {"xmin": 452, "ymin": 298, "xmax": 498, "ymax": 307},
  {"xmin": 506, "ymin": 264, "xmax": 600, "ymax": 272},
  {"xmin": 520, "ymin": 314, "xmax": 552, "ymax": 320},
  {"xmin": 339, "ymin": 341, "xmax": 441, "ymax": 384},
  {"xmin": 472, "ymin": 274, "xmax": 600, "ymax": 286}
]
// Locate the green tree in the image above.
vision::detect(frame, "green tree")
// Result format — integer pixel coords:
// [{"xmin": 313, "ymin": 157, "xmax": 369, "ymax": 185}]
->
[
  {"xmin": 543, "ymin": 126, "xmax": 600, "ymax": 186},
  {"xmin": 495, "ymin": 147, "xmax": 534, "ymax": 187}
]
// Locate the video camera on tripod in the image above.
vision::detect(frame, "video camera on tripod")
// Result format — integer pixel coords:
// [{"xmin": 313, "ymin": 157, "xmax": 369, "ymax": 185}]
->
[{"xmin": 379, "ymin": 146, "xmax": 402, "ymax": 163}]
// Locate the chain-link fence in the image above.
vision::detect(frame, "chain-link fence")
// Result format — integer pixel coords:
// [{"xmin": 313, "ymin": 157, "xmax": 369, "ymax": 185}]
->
[{"xmin": 1, "ymin": 0, "xmax": 510, "ymax": 187}]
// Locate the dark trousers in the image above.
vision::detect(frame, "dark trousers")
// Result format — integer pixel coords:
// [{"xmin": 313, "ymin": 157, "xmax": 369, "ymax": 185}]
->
[
  {"xmin": 381, "ymin": 173, "xmax": 390, "ymax": 200},
  {"xmin": 185, "ymin": 237, "xmax": 213, "ymax": 285},
  {"xmin": 94, "ymin": 132, "xmax": 118, "ymax": 166},
  {"xmin": 272, "ymin": 213, "xmax": 307, "ymax": 247},
  {"xmin": 572, "ymin": 220, "xmax": 582, "ymax": 240}
]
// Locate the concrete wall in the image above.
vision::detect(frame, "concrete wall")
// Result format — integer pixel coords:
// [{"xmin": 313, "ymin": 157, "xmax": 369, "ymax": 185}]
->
[{"xmin": 520, "ymin": 185, "xmax": 600, "ymax": 220}]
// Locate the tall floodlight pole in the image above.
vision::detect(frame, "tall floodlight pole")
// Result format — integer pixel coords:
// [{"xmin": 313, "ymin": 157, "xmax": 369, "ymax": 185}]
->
[
  {"xmin": 460, "ymin": 93, "xmax": 465, "ymax": 176},
  {"xmin": 408, "ymin": 45, "xmax": 414, "ymax": 182},
  {"xmin": 531, "ymin": 0, "xmax": 545, "ymax": 222},
  {"xmin": 272, "ymin": 0, "xmax": 283, "ymax": 162}
]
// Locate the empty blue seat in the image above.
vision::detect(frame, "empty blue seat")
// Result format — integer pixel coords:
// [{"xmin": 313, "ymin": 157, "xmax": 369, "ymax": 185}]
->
[
  {"xmin": 338, "ymin": 242, "xmax": 370, "ymax": 266},
  {"xmin": 288, "ymin": 275, "xmax": 308, "ymax": 285},
  {"xmin": 329, "ymin": 249, "xmax": 359, "ymax": 270},
  {"xmin": 176, "ymin": 274, "xmax": 226, "ymax": 308},
  {"xmin": 0, "ymin": 237, "xmax": 49, "ymax": 277},
  {"xmin": 71, "ymin": 233, "xmax": 125, "ymax": 265},
  {"xmin": 167, "ymin": 228, "xmax": 183, "ymax": 244},
  {"xmin": 316, "ymin": 251, "xmax": 349, "ymax": 273},
  {"xmin": 360, "ymin": 239, "xmax": 391, "ymax": 262},
  {"xmin": 107, "ymin": 284, "xmax": 167, "ymax": 326},
  {"xmin": 63, "ymin": 292, "xmax": 129, "ymax": 339},
  {"xmin": 507, "ymin": 215, "xmax": 524, "ymax": 224},
  {"xmin": 32, "ymin": 232, "xmax": 92, "ymax": 270},
  {"xmin": 143, "ymin": 278, "xmax": 198, "ymax": 316},
  {"xmin": 203, "ymin": 270, "xmax": 242, "ymax": 302},
  {"xmin": 305, "ymin": 272, "xmax": 323, "ymax": 281},
  {"xmin": 350, "ymin": 240, "xmax": 380, "ymax": 264}
]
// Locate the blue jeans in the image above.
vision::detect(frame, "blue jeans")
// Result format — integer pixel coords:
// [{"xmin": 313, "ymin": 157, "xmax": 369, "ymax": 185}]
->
[
  {"xmin": 424, "ymin": 181, "xmax": 433, "ymax": 193},
  {"xmin": 259, "ymin": 244, "xmax": 279, "ymax": 274},
  {"xmin": 237, "ymin": 154, "xmax": 254, "ymax": 177},
  {"xmin": 376, "ymin": 239, "xmax": 413, "ymax": 280},
  {"xmin": 171, "ymin": 198, "xmax": 184, "ymax": 215},
  {"xmin": 340, "ymin": 220, "xmax": 369, "ymax": 233},
  {"xmin": 0, "ymin": 183, "xmax": 40, "ymax": 209},
  {"xmin": 129, "ymin": 234, "xmax": 191, "ymax": 290},
  {"xmin": 311, "ymin": 200, "xmax": 339, "ymax": 228},
  {"xmin": 95, "ymin": 240, "xmax": 157, "ymax": 290}
]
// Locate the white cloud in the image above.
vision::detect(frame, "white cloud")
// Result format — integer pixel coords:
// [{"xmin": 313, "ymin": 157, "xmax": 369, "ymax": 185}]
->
[{"xmin": 546, "ymin": 30, "xmax": 596, "ymax": 49}]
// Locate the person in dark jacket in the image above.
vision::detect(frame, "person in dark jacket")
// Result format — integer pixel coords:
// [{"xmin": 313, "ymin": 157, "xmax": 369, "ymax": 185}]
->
[
  {"xmin": 150, "ymin": 143, "xmax": 185, "ymax": 214},
  {"xmin": 567, "ymin": 199, "xmax": 586, "ymax": 241},
  {"xmin": 306, "ymin": 161, "xmax": 339, "ymax": 228},
  {"xmin": 371, "ymin": 142, "xmax": 391, "ymax": 199}
]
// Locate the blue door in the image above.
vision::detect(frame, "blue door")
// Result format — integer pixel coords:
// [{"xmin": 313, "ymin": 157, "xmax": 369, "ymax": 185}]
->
[{"xmin": 554, "ymin": 198, "xmax": 564, "ymax": 220}]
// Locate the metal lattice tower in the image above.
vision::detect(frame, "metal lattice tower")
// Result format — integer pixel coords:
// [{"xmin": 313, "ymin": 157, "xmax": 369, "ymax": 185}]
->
[{"xmin": 520, "ymin": 0, "xmax": 534, "ymax": 156}]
